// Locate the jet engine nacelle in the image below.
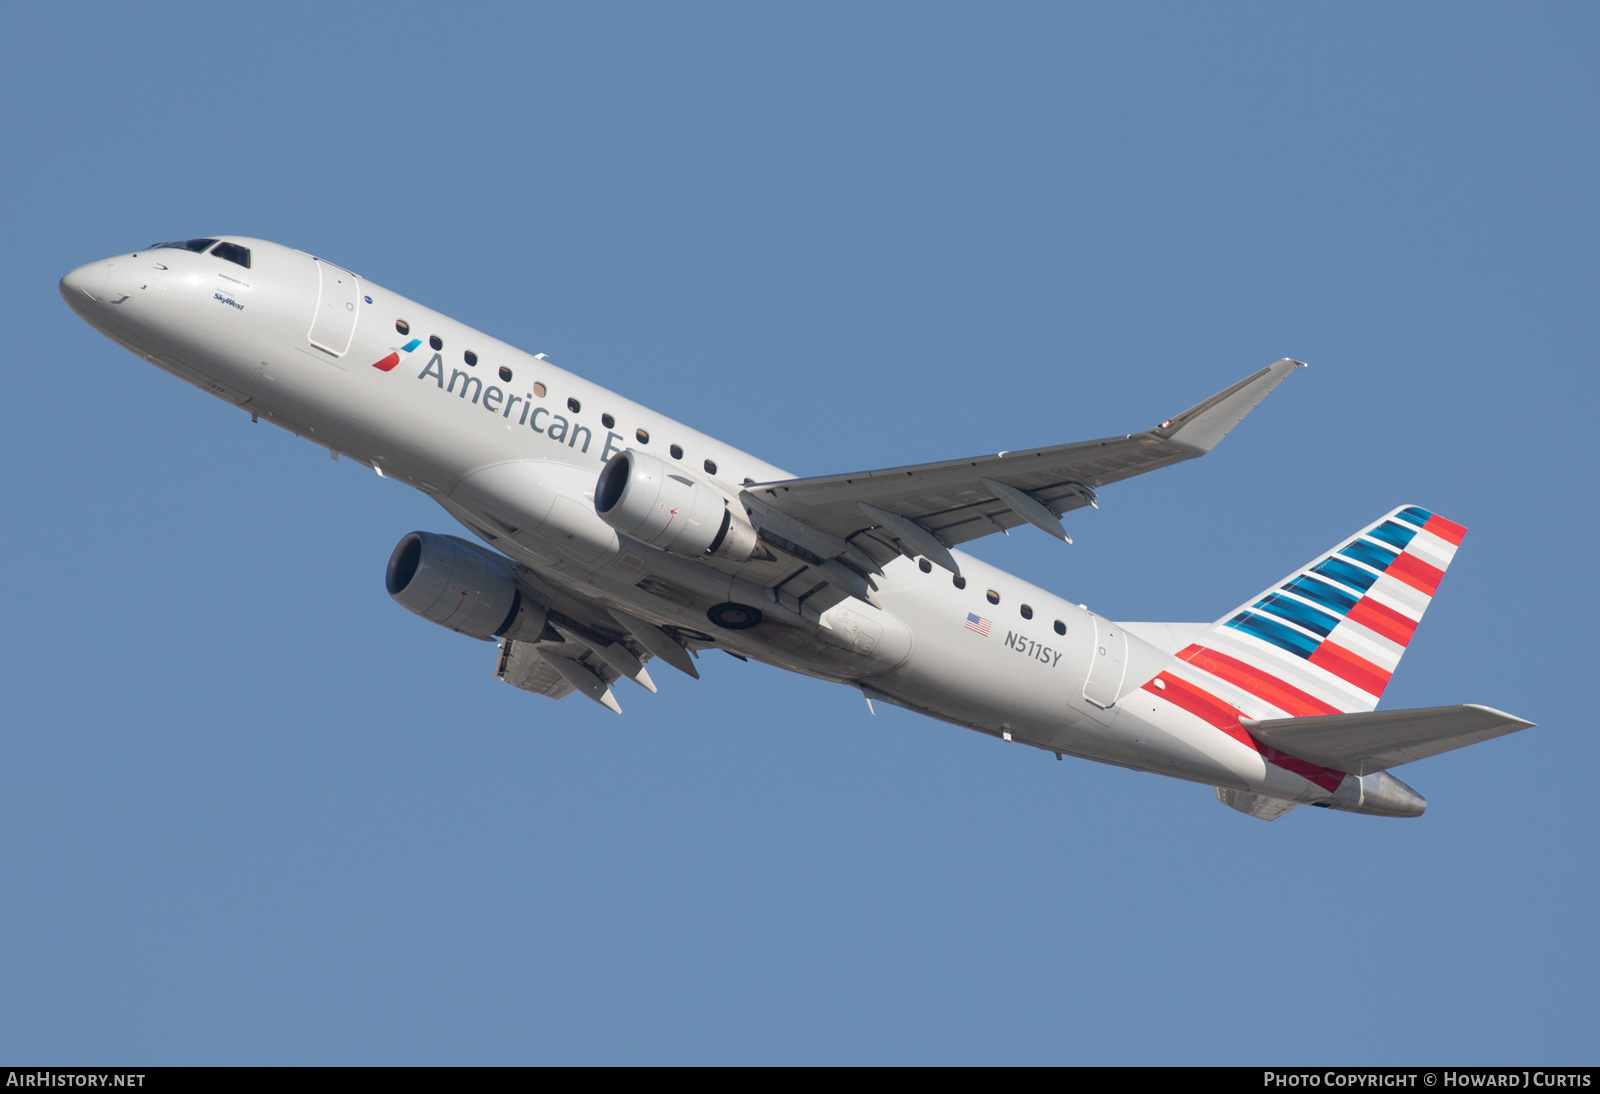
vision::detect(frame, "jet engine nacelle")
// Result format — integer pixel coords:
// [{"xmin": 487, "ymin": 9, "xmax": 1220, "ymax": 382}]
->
[
  {"xmin": 385, "ymin": 531, "xmax": 548, "ymax": 641},
  {"xmin": 593, "ymin": 449, "xmax": 759, "ymax": 562}
]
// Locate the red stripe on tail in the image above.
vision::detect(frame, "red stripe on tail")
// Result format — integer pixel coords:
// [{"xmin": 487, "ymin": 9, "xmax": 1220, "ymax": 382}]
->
[
  {"xmin": 1256, "ymin": 741, "xmax": 1347, "ymax": 793},
  {"xmin": 1144, "ymin": 672, "xmax": 1253, "ymax": 747},
  {"xmin": 1308, "ymin": 641, "xmax": 1391, "ymax": 697},
  {"xmin": 1175, "ymin": 645, "xmax": 1341, "ymax": 717},
  {"xmin": 1143, "ymin": 670, "xmax": 1345, "ymax": 792},
  {"xmin": 1386, "ymin": 552, "xmax": 1445, "ymax": 596},
  {"xmin": 1423, "ymin": 513, "xmax": 1467, "ymax": 546},
  {"xmin": 1345, "ymin": 597, "xmax": 1419, "ymax": 646}
]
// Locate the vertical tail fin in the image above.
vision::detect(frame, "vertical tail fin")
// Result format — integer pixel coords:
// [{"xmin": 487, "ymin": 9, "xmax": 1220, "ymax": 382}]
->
[{"xmin": 1174, "ymin": 505, "xmax": 1465, "ymax": 717}]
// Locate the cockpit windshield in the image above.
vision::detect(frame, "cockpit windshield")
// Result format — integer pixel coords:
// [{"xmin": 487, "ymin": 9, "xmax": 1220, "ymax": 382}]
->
[
  {"xmin": 150, "ymin": 238, "xmax": 219, "ymax": 253},
  {"xmin": 146, "ymin": 238, "xmax": 251, "ymax": 268},
  {"xmin": 211, "ymin": 242, "xmax": 251, "ymax": 268}
]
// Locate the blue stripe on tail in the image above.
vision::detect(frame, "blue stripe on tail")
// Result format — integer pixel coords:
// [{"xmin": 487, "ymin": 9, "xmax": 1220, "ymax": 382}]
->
[
  {"xmin": 1367, "ymin": 520, "xmax": 1418, "ymax": 551},
  {"xmin": 1283, "ymin": 574, "xmax": 1358, "ymax": 615},
  {"xmin": 1339, "ymin": 538, "xmax": 1399, "ymax": 572},
  {"xmin": 1311, "ymin": 556, "xmax": 1379, "ymax": 593},
  {"xmin": 1255, "ymin": 595, "xmax": 1339, "ymax": 637},
  {"xmin": 1225, "ymin": 612, "xmax": 1320, "ymax": 658}
]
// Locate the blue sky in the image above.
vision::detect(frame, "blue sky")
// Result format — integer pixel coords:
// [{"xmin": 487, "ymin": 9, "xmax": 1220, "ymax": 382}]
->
[{"xmin": 3, "ymin": 1, "xmax": 1595, "ymax": 1064}]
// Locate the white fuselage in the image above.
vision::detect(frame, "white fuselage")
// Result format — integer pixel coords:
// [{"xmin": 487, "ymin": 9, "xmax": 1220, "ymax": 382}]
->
[{"xmin": 60, "ymin": 236, "xmax": 1342, "ymax": 808}]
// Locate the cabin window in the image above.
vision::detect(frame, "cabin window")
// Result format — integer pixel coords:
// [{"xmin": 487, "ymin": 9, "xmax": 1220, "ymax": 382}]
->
[
  {"xmin": 986, "ymin": 590, "xmax": 1000, "ymax": 605},
  {"xmin": 211, "ymin": 242, "xmax": 251, "ymax": 268},
  {"xmin": 567, "ymin": 397, "xmax": 581, "ymax": 413},
  {"xmin": 395, "ymin": 319, "xmax": 410, "ymax": 335},
  {"xmin": 602, "ymin": 413, "xmax": 615, "ymax": 429},
  {"xmin": 1054, "ymin": 620, "xmax": 1066, "ymax": 636},
  {"xmin": 499, "ymin": 367, "xmax": 513, "ymax": 382},
  {"xmin": 703, "ymin": 459, "xmax": 718, "ymax": 476},
  {"xmin": 952, "ymin": 575, "xmax": 966, "ymax": 589},
  {"xmin": 429, "ymin": 335, "xmax": 443, "ymax": 351},
  {"xmin": 636, "ymin": 428, "xmax": 650, "ymax": 444},
  {"xmin": 1020, "ymin": 604, "xmax": 1033, "ymax": 619},
  {"xmin": 532, "ymin": 382, "xmax": 546, "ymax": 398},
  {"xmin": 670, "ymin": 444, "xmax": 683, "ymax": 460},
  {"xmin": 919, "ymin": 559, "xmax": 931, "ymax": 573},
  {"xmin": 464, "ymin": 350, "xmax": 478, "ymax": 366}
]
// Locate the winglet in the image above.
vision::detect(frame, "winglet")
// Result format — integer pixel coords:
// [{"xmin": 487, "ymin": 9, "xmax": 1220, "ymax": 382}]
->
[{"xmin": 1154, "ymin": 358, "xmax": 1305, "ymax": 455}]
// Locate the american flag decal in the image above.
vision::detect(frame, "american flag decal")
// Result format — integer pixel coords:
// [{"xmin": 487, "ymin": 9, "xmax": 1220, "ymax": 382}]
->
[{"xmin": 964, "ymin": 612, "xmax": 992, "ymax": 637}]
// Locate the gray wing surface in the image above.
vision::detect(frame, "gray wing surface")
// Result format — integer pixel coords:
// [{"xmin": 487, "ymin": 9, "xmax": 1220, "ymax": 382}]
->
[
  {"xmin": 737, "ymin": 360, "xmax": 1303, "ymax": 584},
  {"xmin": 1244, "ymin": 704, "xmax": 1535, "ymax": 776}
]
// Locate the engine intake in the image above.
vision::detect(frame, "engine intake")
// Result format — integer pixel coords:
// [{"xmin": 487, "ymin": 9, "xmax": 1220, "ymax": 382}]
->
[
  {"xmin": 594, "ymin": 449, "xmax": 759, "ymax": 562},
  {"xmin": 385, "ymin": 531, "xmax": 547, "ymax": 641}
]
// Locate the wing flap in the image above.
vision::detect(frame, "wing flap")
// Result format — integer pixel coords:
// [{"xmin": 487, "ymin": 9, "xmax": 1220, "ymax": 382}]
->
[
  {"xmin": 496, "ymin": 636, "xmax": 629, "ymax": 712},
  {"xmin": 497, "ymin": 639, "xmax": 577, "ymax": 700},
  {"xmin": 1243, "ymin": 704, "xmax": 1534, "ymax": 775}
]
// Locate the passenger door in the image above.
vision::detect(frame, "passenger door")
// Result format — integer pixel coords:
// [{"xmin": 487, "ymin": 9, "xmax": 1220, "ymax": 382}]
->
[{"xmin": 308, "ymin": 258, "xmax": 360, "ymax": 357}]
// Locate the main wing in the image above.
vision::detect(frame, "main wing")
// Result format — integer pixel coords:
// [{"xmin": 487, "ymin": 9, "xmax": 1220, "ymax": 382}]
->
[{"xmin": 736, "ymin": 360, "xmax": 1303, "ymax": 596}]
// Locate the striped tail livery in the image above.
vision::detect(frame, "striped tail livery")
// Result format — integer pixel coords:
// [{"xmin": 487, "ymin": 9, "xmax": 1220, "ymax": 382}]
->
[{"xmin": 1140, "ymin": 506, "xmax": 1532, "ymax": 820}]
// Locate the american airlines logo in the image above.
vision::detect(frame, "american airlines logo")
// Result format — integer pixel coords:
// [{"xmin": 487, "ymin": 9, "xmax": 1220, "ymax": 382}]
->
[
  {"xmin": 372, "ymin": 338, "xmax": 422, "ymax": 372},
  {"xmin": 379, "ymin": 350, "xmax": 631, "ymax": 463}
]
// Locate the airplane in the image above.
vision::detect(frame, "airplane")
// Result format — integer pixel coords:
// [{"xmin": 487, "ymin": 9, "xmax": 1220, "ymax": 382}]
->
[{"xmin": 59, "ymin": 235, "xmax": 1533, "ymax": 821}]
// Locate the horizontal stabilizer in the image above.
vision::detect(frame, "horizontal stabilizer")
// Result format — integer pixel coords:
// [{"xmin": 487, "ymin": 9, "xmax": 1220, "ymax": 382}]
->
[
  {"xmin": 1243, "ymin": 704, "xmax": 1534, "ymax": 776},
  {"xmin": 1214, "ymin": 787, "xmax": 1300, "ymax": 821}
]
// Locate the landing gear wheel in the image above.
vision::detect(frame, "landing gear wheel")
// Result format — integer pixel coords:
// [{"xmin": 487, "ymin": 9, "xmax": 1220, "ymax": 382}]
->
[{"xmin": 707, "ymin": 602, "xmax": 764, "ymax": 630}]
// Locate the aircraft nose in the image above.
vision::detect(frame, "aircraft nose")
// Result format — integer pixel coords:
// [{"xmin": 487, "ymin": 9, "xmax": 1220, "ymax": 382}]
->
[{"xmin": 60, "ymin": 260, "xmax": 109, "ymax": 312}]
